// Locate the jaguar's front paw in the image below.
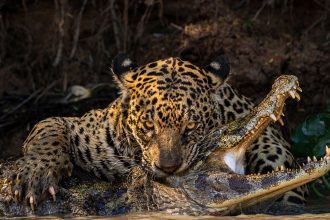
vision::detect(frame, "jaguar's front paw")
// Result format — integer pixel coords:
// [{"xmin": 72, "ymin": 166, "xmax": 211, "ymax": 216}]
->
[{"xmin": 6, "ymin": 154, "xmax": 72, "ymax": 210}]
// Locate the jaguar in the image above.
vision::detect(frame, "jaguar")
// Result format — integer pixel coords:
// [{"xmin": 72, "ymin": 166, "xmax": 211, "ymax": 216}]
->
[{"xmin": 7, "ymin": 53, "xmax": 306, "ymax": 209}]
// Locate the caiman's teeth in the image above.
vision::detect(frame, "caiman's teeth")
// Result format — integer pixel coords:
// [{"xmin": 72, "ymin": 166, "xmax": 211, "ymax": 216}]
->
[
  {"xmin": 326, "ymin": 145, "xmax": 330, "ymax": 157},
  {"xmin": 302, "ymin": 163, "xmax": 305, "ymax": 166},
  {"xmin": 313, "ymin": 156, "xmax": 317, "ymax": 162},
  {"xmin": 307, "ymin": 156, "xmax": 311, "ymax": 163},
  {"xmin": 289, "ymin": 90, "xmax": 295, "ymax": 99},
  {"xmin": 275, "ymin": 166, "xmax": 279, "ymax": 172},
  {"xmin": 270, "ymin": 113, "xmax": 277, "ymax": 122},
  {"xmin": 295, "ymin": 91, "xmax": 301, "ymax": 101},
  {"xmin": 278, "ymin": 117, "xmax": 284, "ymax": 126},
  {"xmin": 280, "ymin": 165, "xmax": 285, "ymax": 171},
  {"xmin": 320, "ymin": 157, "xmax": 324, "ymax": 161}
]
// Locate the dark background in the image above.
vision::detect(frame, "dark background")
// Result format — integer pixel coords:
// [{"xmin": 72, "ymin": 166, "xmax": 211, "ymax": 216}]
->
[{"xmin": 0, "ymin": 0, "xmax": 329, "ymax": 159}]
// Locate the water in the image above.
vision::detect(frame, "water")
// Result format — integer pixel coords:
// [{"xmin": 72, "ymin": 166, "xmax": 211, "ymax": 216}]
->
[{"xmin": 7, "ymin": 197, "xmax": 330, "ymax": 220}]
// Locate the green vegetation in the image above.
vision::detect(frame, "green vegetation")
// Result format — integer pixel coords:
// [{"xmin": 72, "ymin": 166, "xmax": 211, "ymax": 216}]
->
[
  {"xmin": 291, "ymin": 103, "xmax": 330, "ymax": 197},
  {"xmin": 291, "ymin": 104, "xmax": 330, "ymax": 157}
]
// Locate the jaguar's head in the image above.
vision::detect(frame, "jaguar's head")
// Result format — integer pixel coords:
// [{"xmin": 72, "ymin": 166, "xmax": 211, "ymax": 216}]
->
[{"xmin": 112, "ymin": 54, "xmax": 230, "ymax": 177}]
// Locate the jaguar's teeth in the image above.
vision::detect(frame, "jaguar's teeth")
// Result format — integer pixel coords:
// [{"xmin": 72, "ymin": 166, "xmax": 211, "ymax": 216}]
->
[
  {"xmin": 297, "ymin": 86, "xmax": 302, "ymax": 92},
  {"xmin": 289, "ymin": 90, "xmax": 295, "ymax": 99},
  {"xmin": 307, "ymin": 156, "xmax": 311, "ymax": 163},
  {"xmin": 270, "ymin": 113, "xmax": 277, "ymax": 122},
  {"xmin": 281, "ymin": 112, "xmax": 285, "ymax": 116},
  {"xmin": 313, "ymin": 156, "xmax": 317, "ymax": 162}
]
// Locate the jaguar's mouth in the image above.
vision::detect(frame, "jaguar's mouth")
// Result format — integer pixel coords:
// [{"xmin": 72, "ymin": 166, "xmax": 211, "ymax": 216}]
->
[
  {"xmin": 152, "ymin": 165, "xmax": 171, "ymax": 178},
  {"xmin": 149, "ymin": 161, "xmax": 190, "ymax": 178}
]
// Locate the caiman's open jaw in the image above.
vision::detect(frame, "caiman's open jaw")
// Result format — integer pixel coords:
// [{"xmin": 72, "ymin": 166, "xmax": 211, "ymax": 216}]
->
[
  {"xmin": 191, "ymin": 75, "xmax": 302, "ymax": 174},
  {"xmin": 171, "ymin": 149, "xmax": 330, "ymax": 215}
]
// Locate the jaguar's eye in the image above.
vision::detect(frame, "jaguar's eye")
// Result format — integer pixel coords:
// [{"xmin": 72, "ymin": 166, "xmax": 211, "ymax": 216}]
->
[
  {"xmin": 144, "ymin": 120, "xmax": 154, "ymax": 130},
  {"xmin": 186, "ymin": 122, "xmax": 196, "ymax": 131}
]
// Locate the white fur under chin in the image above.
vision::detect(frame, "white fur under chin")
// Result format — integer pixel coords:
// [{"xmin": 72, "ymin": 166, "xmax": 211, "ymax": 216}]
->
[{"xmin": 224, "ymin": 152, "xmax": 245, "ymax": 175}]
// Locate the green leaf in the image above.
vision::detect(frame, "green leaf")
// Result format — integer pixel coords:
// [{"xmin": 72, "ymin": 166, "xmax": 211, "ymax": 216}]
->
[
  {"xmin": 301, "ymin": 114, "xmax": 326, "ymax": 136},
  {"xmin": 291, "ymin": 112, "xmax": 330, "ymax": 157}
]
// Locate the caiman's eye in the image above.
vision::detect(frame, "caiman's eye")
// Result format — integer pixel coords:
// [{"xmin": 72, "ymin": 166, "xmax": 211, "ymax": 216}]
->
[
  {"xmin": 144, "ymin": 120, "xmax": 155, "ymax": 130},
  {"xmin": 186, "ymin": 122, "xmax": 196, "ymax": 131}
]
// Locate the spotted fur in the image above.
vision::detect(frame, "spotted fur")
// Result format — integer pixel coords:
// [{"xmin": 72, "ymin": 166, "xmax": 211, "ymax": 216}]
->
[{"xmin": 9, "ymin": 55, "xmax": 305, "ymax": 206}]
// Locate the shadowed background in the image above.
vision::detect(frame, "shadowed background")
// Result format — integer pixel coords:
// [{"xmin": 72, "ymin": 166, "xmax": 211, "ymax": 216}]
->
[{"xmin": 0, "ymin": 0, "xmax": 329, "ymax": 159}]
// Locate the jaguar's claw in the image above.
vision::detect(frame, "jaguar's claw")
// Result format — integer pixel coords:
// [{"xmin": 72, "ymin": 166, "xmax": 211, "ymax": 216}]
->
[
  {"xmin": 14, "ymin": 190, "xmax": 19, "ymax": 201},
  {"xmin": 49, "ymin": 186, "xmax": 56, "ymax": 201},
  {"xmin": 29, "ymin": 196, "xmax": 35, "ymax": 211}
]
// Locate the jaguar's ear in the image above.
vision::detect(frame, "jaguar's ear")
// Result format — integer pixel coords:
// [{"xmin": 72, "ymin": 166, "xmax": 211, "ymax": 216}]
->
[
  {"xmin": 204, "ymin": 56, "xmax": 230, "ymax": 88},
  {"xmin": 111, "ymin": 53, "xmax": 137, "ymax": 89}
]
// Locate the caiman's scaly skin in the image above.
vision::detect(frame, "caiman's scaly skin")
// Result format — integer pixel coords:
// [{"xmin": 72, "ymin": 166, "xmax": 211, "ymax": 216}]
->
[{"xmin": 127, "ymin": 75, "xmax": 330, "ymax": 215}]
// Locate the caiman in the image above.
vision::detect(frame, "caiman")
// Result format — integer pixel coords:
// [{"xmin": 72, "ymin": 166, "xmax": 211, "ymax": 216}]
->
[{"xmin": 127, "ymin": 75, "xmax": 330, "ymax": 215}]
